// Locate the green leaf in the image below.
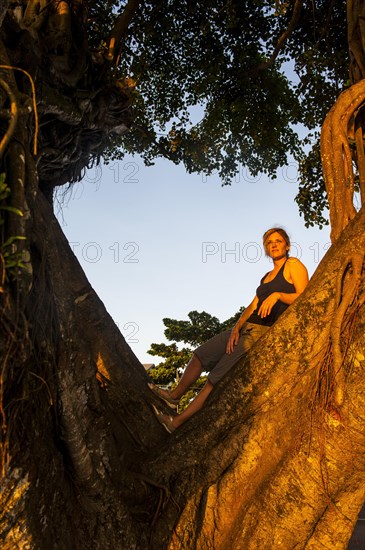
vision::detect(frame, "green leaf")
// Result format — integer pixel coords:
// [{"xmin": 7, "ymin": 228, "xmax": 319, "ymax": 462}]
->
[
  {"xmin": 0, "ymin": 205, "xmax": 24, "ymax": 217},
  {"xmin": 2, "ymin": 236, "xmax": 26, "ymax": 248}
]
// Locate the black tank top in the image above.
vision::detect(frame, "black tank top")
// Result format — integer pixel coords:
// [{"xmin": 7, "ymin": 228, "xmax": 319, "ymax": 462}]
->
[{"xmin": 247, "ymin": 260, "xmax": 296, "ymax": 327}]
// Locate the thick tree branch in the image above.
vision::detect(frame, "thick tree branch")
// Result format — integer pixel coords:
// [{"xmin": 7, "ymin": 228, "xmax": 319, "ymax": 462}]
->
[
  {"xmin": 145, "ymin": 210, "xmax": 365, "ymax": 549},
  {"xmin": 248, "ymin": 0, "xmax": 303, "ymax": 74},
  {"xmin": 105, "ymin": 0, "xmax": 142, "ymax": 62},
  {"xmin": 348, "ymin": 0, "xmax": 365, "ymax": 82}
]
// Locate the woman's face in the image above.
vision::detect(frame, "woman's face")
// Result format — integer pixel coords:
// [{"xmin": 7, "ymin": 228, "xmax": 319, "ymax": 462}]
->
[{"xmin": 264, "ymin": 232, "xmax": 289, "ymax": 260}]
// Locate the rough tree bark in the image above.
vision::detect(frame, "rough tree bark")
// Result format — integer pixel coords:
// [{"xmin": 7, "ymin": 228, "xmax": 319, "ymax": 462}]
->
[{"xmin": 1, "ymin": 1, "xmax": 365, "ymax": 549}]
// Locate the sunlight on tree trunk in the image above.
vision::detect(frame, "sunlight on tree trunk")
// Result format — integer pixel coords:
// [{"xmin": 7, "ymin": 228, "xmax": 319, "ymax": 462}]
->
[{"xmin": 146, "ymin": 211, "xmax": 365, "ymax": 548}]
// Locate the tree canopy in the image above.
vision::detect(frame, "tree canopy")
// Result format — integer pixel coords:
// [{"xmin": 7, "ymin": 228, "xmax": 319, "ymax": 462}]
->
[
  {"xmin": 101, "ymin": 0, "xmax": 348, "ymax": 227},
  {"xmin": 4, "ymin": 0, "xmax": 348, "ymax": 223}
]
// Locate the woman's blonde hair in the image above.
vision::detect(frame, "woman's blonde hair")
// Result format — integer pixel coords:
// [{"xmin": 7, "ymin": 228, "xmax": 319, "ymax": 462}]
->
[{"xmin": 262, "ymin": 227, "xmax": 291, "ymax": 258}]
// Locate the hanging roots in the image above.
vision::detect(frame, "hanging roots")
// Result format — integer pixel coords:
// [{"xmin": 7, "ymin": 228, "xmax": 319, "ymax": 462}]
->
[
  {"xmin": 314, "ymin": 253, "xmax": 365, "ymax": 415},
  {"xmin": 320, "ymin": 79, "xmax": 365, "ymax": 242},
  {"xmin": 0, "ymin": 65, "xmax": 38, "ymax": 157}
]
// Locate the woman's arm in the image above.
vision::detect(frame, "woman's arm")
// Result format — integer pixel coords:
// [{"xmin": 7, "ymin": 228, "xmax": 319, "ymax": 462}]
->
[
  {"xmin": 258, "ymin": 259, "xmax": 309, "ymax": 318},
  {"xmin": 226, "ymin": 296, "xmax": 258, "ymax": 354},
  {"xmin": 235, "ymin": 296, "xmax": 259, "ymax": 330}
]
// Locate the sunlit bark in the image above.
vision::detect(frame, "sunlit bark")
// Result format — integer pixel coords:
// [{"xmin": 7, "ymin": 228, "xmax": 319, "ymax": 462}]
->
[
  {"xmin": 144, "ymin": 209, "xmax": 365, "ymax": 549},
  {"xmin": 321, "ymin": 0, "xmax": 365, "ymax": 241},
  {"xmin": 320, "ymin": 81, "xmax": 364, "ymax": 242}
]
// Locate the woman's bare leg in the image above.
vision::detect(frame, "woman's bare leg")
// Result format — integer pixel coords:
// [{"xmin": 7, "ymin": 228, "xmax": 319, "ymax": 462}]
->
[
  {"xmin": 171, "ymin": 380, "xmax": 214, "ymax": 429},
  {"xmin": 169, "ymin": 353, "xmax": 203, "ymax": 399},
  {"xmin": 149, "ymin": 354, "xmax": 202, "ymax": 401}
]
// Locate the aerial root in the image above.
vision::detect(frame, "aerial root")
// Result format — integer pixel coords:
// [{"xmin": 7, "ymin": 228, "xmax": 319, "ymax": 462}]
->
[
  {"xmin": 0, "ymin": 79, "xmax": 18, "ymax": 161},
  {"xmin": 320, "ymin": 79, "xmax": 365, "ymax": 241},
  {"xmin": 330, "ymin": 253, "xmax": 365, "ymax": 407},
  {"xmin": 313, "ymin": 253, "xmax": 365, "ymax": 422},
  {"xmin": 0, "ymin": 65, "xmax": 38, "ymax": 156}
]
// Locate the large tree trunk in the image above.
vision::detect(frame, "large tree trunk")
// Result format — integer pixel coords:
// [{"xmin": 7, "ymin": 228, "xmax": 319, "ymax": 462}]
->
[
  {"xmin": 2, "ymin": 167, "xmax": 365, "ymax": 550},
  {"xmin": 1, "ymin": 2, "xmax": 365, "ymax": 549}
]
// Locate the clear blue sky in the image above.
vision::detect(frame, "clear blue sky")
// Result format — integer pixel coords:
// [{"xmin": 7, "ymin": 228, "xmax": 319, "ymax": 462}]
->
[{"xmin": 55, "ymin": 154, "xmax": 331, "ymax": 364}]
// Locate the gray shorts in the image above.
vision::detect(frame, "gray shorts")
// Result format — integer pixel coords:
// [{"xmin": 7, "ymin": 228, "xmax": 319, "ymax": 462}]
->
[{"xmin": 194, "ymin": 322, "xmax": 269, "ymax": 386}]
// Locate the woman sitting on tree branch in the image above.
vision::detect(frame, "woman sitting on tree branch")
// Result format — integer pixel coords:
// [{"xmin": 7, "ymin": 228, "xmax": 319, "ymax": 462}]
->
[{"xmin": 149, "ymin": 227, "xmax": 309, "ymax": 433}]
